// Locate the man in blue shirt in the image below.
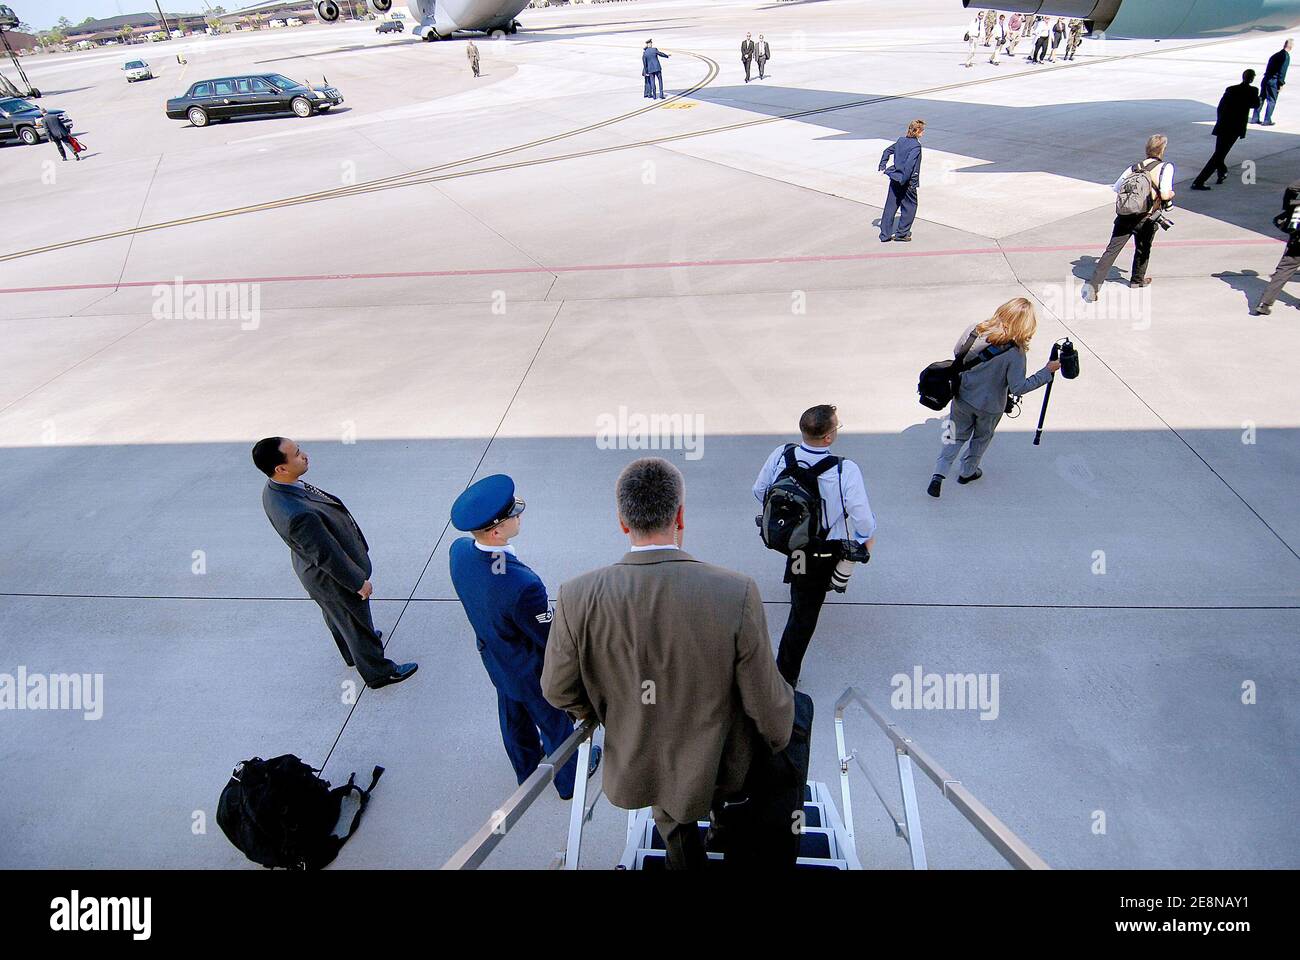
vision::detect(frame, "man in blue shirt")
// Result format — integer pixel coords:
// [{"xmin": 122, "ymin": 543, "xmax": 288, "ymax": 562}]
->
[
  {"xmin": 754, "ymin": 405, "xmax": 878, "ymax": 685},
  {"xmin": 1253, "ymin": 39, "xmax": 1292, "ymax": 126},
  {"xmin": 878, "ymin": 120, "xmax": 925, "ymax": 242},
  {"xmin": 449, "ymin": 475, "xmax": 599, "ymax": 799},
  {"xmin": 642, "ymin": 39, "xmax": 671, "ymax": 100}
]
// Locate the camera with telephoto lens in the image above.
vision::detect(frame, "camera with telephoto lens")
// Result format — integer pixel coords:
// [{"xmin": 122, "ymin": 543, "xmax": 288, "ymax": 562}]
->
[
  {"xmin": 1147, "ymin": 201, "xmax": 1174, "ymax": 232},
  {"xmin": 829, "ymin": 539, "xmax": 871, "ymax": 593}
]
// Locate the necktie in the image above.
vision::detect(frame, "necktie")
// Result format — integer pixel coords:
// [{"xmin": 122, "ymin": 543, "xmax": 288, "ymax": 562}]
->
[{"xmin": 302, "ymin": 482, "xmax": 339, "ymax": 506}]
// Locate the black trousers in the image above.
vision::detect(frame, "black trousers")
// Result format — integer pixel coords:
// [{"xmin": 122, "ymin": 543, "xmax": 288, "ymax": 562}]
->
[
  {"xmin": 1032, "ymin": 36, "xmax": 1049, "ymax": 61},
  {"xmin": 1194, "ymin": 133, "xmax": 1240, "ymax": 186},
  {"xmin": 742, "ymin": 56, "xmax": 751, "ymax": 81},
  {"xmin": 777, "ymin": 553, "xmax": 837, "ymax": 686},
  {"xmin": 314, "ymin": 592, "xmax": 396, "ymax": 684},
  {"xmin": 1089, "ymin": 212, "xmax": 1158, "ymax": 288},
  {"xmin": 1259, "ymin": 243, "xmax": 1300, "ymax": 307},
  {"xmin": 51, "ymin": 135, "xmax": 68, "ymax": 159}
]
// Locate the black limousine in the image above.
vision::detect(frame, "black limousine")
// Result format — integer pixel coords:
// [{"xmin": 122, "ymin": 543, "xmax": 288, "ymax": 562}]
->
[{"xmin": 165, "ymin": 73, "xmax": 344, "ymax": 127}]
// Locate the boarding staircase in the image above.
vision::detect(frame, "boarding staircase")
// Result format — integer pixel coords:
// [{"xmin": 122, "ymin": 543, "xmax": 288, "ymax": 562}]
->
[
  {"xmin": 616, "ymin": 781, "xmax": 860, "ymax": 870},
  {"xmin": 442, "ymin": 687, "xmax": 1048, "ymax": 870}
]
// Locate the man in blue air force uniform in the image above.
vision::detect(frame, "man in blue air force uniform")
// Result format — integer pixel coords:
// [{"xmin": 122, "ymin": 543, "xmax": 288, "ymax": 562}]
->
[{"xmin": 448, "ymin": 475, "xmax": 600, "ymax": 799}]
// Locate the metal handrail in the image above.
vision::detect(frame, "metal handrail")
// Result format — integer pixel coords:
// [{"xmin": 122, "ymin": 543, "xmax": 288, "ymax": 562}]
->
[
  {"xmin": 441, "ymin": 720, "xmax": 599, "ymax": 870},
  {"xmin": 834, "ymin": 687, "xmax": 1050, "ymax": 870}
]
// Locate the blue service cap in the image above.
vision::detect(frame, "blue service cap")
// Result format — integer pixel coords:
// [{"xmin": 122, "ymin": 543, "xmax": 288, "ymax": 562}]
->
[{"xmin": 451, "ymin": 474, "xmax": 526, "ymax": 532}]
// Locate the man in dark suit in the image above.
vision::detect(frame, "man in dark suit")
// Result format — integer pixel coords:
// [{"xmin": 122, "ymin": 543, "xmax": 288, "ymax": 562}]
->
[
  {"xmin": 642, "ymin": 39, "xmax": 670, "ymax": 100},
  {"xmin": 878, "ymin": 119, "xmax": 925, "ymax": 242},
  {"xmin": 542, "ymin": 458, "xmax": 794, "ymax": 870},
  {"xmin": 1254, "ymin": 177, "xmax": 1300, "ymax": 315},
  {"xmin": 1253, "ymin": 39, "xmax": 1292, "ymax": 125},
  {"xmin": 741, "ymin": 32, "xmax": 755, "ymax": 82},
  {"xmin": 38, "ymin": 107, "xmax": 77, "ymax": 163},
  {"xmin": 448, "ymin": 474, "xmax": 599, "ymax": 800},
  {"xmin": 1192, "ymin": 70, "xmax": 1259, "ymax": 190},
  {"xmin": 253, "ymin": 437, "xmax": 417, "ymax": 689},
  {"xmin": 756, "ymin": 34, "xmax": 771, "ymax": 79}
]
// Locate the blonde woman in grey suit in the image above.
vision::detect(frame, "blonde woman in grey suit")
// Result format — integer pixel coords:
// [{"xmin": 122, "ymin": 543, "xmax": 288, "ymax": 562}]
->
[{"xmin": 927, "ymin": 299, "xmax": 1061, "ymax": 498}]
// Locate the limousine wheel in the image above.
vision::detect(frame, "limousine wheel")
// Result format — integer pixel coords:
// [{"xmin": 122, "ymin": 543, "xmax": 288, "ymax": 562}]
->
[
  {"xmin": 18, "ymin": 126, "xmax": 38, "ymax": 145},
  {"xmin": 291, "ymin": 97, "xmax": 313, "ymax": 118},
  {"xmin": 188, "ymin": 106, "xmax": 209, "ymax": 127}
]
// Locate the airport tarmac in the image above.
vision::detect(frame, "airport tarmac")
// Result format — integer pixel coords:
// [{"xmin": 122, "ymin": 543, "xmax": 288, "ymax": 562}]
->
[{"xmin": 0, "ymin": 0, "xmax": 1297, "ymax": 870}]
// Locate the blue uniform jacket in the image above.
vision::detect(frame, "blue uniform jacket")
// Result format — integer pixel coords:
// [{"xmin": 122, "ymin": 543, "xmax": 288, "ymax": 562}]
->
[
  {"xmin": 643, "ymin": 47, "xmax": 669, "ymax": 74},
  {"xmin": 880, "ymin": 136, "xmax": 922, "ymax": 187},
  {"xmin": 449, "ymin": 537, "xmax": 553, "ymax": 702}
]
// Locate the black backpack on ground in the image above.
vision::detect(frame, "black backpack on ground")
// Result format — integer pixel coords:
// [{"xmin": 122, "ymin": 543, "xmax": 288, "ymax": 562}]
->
[
  {"xmin": 757, "ymin": 445, "xmax": 841, "ymax": 555},
  {"xmin": 708, "ymin": 691, "xmax": 814, "ymax": 869},
  {"xmin": 217, "ymin": 754, "xmax": 384, "ymax": 870},
  {"xmin": 918, "ymin": 330, "xmax": 1014, "ymax": 410}
]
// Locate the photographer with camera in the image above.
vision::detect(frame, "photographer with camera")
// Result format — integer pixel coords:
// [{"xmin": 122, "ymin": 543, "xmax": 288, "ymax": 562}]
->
[
  {"xmin": 1082, "ymin": 135, "xmax": 1176, "ymax": 302},
  {"xmin": 926, "ymin": 298, "xmax": 1061, "ymax": 499},
  {"xmin": 753, "ymin": 405, "xmax": 877, "ymax": 686},
  {"xmin": 1254, "ymin": 177, "xmax": 1300, "ymax": 315}
]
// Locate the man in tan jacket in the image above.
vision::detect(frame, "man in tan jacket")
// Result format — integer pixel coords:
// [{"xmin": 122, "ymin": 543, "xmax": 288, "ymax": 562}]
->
[{"xmin": 542, "ymin": 457, "xmax": 794, "ymax": 869}]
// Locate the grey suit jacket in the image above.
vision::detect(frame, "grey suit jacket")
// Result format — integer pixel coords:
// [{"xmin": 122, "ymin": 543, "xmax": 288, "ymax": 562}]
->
[
  {"xmin": 542, "ymin": 549, "xmax": 794, "ymax": 823},
  {"xmin": 262, "ymin": 480, "xmax": 372, "ymax": 600},
  {"xmin": 953, "ymin": 324, "xmax": 1054, "ymax": 415}
]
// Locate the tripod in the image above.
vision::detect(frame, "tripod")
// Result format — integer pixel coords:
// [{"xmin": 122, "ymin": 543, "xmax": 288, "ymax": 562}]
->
[{"xmin": 1033, "ymin": 342, "xmax": 1061, "ymax": 446}]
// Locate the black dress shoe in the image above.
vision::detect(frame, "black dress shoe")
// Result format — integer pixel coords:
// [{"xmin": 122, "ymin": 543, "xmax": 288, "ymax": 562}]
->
[
  {"xmin": 927, "ymin": 475, "xmax": 943, "ymax": 498},
  {"xmin": 1190, "ymin": 183, "xmax": 1211, "ymax": 191},
  {"xmin": 1255, "ymin": 303, "xmax": 1272, "ymax": 315},
  {"xmin": 957, "ymin": 468, "xmax": 983, "ymax": 484},
  {"xmin": 368, "ymin": 662, "xmax": 418, "ymax": 689},
  {"xmin": 558, "ymin": 745, "xmax": 603, "ymax": 799}
]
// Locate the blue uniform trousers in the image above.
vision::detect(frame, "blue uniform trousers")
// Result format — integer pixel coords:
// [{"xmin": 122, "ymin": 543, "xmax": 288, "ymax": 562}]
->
[
  {"xmin": 880, "ymin": 180, "xmax": 918, "ymax": 239},
  {"xmin": 497, "ymin": 685, "xmax": 580, "ymax": 798}
]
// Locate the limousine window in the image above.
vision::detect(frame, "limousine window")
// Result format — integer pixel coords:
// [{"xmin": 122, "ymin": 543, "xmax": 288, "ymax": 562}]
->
[{"xmin": 191, "ymin": 82, "xmax": 212, "ymax": 97}]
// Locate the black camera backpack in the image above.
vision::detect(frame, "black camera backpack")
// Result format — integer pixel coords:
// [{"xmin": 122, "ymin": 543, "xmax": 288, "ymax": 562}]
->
[
  {"xmin": 757, "ymin": 445, "xmax": 841, "ymax": 555},
  {"xmin": 918, "ymin": 331, "xmax": 1014, "ymax": 410},
  {"xmin": 217, "ymin": 754, "xmax": 384, "ymax": 870}
]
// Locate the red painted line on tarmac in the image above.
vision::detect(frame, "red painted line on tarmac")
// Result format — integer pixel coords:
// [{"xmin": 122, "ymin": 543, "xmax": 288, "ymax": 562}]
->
[{"xmin": 0, "ymin": 236, "xmax": 1280, "ymax": 296}]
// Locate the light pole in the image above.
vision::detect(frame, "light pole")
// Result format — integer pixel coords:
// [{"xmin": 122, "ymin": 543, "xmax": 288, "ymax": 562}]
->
[{"xmin": 154, "ymin": 0, "xmax": 175, "ymax": 39}]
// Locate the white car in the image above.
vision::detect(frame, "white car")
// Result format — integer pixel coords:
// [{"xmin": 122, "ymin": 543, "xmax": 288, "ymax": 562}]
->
[
  {"xmin": 124, "ymin": 59, "xmax": 153, "ymax": 81},
  {"xmin": 286, "ymin": 17, "xmax": 305, "ymax": 27},
  {"xmin": 269, "ymin": 19, "xmax": 286, "ymax": 28}
]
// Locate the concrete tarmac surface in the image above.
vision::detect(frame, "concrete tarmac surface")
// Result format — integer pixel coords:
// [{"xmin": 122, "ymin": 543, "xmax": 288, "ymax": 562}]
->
[{"xmin": 0, "ymin": 0, "xmax": 1297, "ymax": 869}]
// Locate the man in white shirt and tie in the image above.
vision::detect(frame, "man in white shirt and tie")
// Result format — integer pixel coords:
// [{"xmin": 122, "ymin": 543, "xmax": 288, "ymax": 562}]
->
[{"xmin": 753, "ymin": 405, "xmax": 877, "ymax": 685}]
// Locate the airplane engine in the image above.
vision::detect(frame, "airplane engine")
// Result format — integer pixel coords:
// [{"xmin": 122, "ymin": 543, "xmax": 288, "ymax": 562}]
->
[
  {"xmin": 962, "ymin": 0, "xmax": 1300, "ymax": 39},
  {"xmin": 369, "ymin": 0, "xmax": 394, "ymax": 14},
  {"xmin": 314, "ymin": 0, "xmax": 342, "ymax": 22}
]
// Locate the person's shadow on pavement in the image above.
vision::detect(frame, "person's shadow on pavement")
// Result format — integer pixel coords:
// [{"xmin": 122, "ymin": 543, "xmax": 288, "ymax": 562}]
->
[{"xmin": 1213, "ymin": 269, "xmax": 1299, "ymax": 312}]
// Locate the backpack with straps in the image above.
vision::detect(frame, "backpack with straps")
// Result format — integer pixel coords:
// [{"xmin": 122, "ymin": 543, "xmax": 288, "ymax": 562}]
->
[
  {"xmin": 917, "ymin": 330, "xmax": 1013, "ymax": 410},
  {"xmin": 217, "ymin": 754, "xmax": 384, "ymax": 870},
  {"xmin": 757, "ymin": 445, "xmax": 842, "ymax": 555},
  {"xmin": 1116, "ymin": 158, "xmax": 1162, "ymax": 216}
]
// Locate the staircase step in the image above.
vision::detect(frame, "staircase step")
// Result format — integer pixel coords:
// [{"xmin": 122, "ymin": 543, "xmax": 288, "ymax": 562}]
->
[
  {"xmin": 635, "ymin": 849, "xmax": 848, "ymax": 870},
  {"xmin": 802, "ymin": 802, "xmax": 823, "ymax": 828},
  {"xmin": 798, "ymin": 828, "xmax": 833, "ymax": 859},
  {"xmin": 796, "ymin": 857, "xmax": 848, "ymax": 871}
]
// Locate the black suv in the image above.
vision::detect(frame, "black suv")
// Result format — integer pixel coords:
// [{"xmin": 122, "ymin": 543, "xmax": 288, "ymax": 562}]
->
[
  {"xmin": 377, "ymin": 20, "xmax": 404, "ymax": 33},
  {"xmin": 165, "ymin": 73, "xmax": 344, "ymax": 127},
  {"xmin": 0, "ymin": 97, "xmax": 72, "ymax": 146}
]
